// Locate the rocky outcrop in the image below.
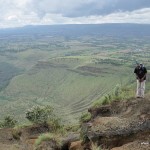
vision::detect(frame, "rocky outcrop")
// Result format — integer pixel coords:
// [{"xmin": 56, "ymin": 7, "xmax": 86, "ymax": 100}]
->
[
  {"xmin": 81, "ymin": 97, "xmax": 150, "ymax": 149},
  {"xmin": 61, "ymin": 132, "xmax": 80, "ymax": 150},
  {"xmin": 0, "ymin": 98, "xmax": 149, "ymax": 150}
]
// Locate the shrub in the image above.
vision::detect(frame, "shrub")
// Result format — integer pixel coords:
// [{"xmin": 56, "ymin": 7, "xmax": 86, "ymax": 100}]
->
[
  {"xmin": 92, "ymin": 94, "xmax": 112, "ymax": 108},
  {"xmin": 26, "ymin": 105, "xmax": 62, "ymax": 131},
  {"xmin": 48, "ymin": 117, "xmax": 62, "ymax": 132},
  {"xmin": 80, "ymin": 112, "xmax": 91, "ymax": 123},
  {"xmin": 92, "ymin": 85, "xmax": 134, "ymax": 110},
  {"xmin": 35, "ymin": 133, "xmax": 61, "ymax": 147},
  {"xmin": 0, "ymin": 115, "xmax": 17, "ymax": 128},
  {"xmin": 25, "ymin": 105, "xmax": 54, "ymax": 124},
  {"xmin": 64, "ymin": 124, "xmax": 80, "ymax": 132},
  {"xmin": 113, "ymin": 85, "xmax": 134, "ymax": 100},
  {"xmin": 35, "ymin": 133, "xmax": 54, "ymax": 146},
  {"xmin": 101, "ymin": 94, "xmax": 112, "ymax": 105},
  {"xmin": 114, "ymin": 84, "xmax": 122, "ymax": 99}
]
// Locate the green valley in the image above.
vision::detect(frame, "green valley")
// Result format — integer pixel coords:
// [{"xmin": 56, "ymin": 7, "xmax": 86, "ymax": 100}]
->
[{"xmin": 0, "ymin": 24, "xmax": 150, "ymax": 124}]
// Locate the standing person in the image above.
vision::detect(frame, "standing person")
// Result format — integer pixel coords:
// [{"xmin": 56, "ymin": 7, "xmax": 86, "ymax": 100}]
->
[{"xmin": 134, "ymin": 63, "xmax": 147, "ymax": 98}]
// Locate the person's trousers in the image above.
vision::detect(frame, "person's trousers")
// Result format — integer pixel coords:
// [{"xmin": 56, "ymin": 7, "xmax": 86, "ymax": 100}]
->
[{"xmin": 136, "ymin": 80, "xmax": 146, "ymax": 98}]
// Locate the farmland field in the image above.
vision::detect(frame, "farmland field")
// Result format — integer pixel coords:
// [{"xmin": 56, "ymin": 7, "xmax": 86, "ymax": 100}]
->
[{"xmin": 0, "ymin": 24, "xmax": 150, "ymax": 124}]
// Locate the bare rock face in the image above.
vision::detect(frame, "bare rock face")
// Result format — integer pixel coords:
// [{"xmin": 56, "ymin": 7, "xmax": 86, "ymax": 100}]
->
[
  {"xmin": 83, "ymin": 98, "xmax": 150, "ymax": 149},
  {"xmin": 61, "ymin": 132, "xmax": 80, "ymax": 150},
  {"xmin": 69, "ymin": 141, "xmax": 83, "ymax": 150}
]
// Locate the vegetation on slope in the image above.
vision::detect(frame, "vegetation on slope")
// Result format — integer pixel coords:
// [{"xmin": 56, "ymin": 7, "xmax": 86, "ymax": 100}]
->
[{"xmin": 0, "ymin": 24, "xmax": 150, "ymax": 124}]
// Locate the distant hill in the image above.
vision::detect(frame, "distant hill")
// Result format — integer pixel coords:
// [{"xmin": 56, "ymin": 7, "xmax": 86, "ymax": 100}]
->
[{"xmin": 0, "ymin": 24, "xmax": 150, "ymax": 37}]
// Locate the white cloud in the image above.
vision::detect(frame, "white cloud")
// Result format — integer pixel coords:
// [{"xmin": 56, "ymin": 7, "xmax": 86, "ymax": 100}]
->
[
  {"xmin": 41, "ymin": 8, "xmax": 150, "ymax": 24},
  {"xmin": 7, "ymin": 15, "xmax": 18, "ymax": 21},
  {"xmin": 0, "ymin": 0, "xmax": 150, "ymax": 28}
]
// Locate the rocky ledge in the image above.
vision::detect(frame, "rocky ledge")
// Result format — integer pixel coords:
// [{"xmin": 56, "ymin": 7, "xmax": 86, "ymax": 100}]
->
[{"xmin": 79, "ymin": 97, "xmax": 150, "ymax": 150}]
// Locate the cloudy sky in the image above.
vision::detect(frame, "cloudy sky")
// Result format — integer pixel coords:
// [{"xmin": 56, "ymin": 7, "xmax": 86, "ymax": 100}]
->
[{"xmin": 0, "ymin": 0, "xmax": 150, "ymax": 28}]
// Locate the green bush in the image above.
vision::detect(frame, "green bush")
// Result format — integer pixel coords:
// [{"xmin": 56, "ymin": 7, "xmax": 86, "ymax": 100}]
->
[
  {"xmin": 0, "ymin": 115, "xmax": 17, "ymax": 128},
  {"xmin": 64, "ymin": 124, "xmax": 80, "ymax": 132},
  {"xmin": 35, "ymin": 133, "xmax": 61, "ymax": 147},
  {"xmin": 25, "ymin": 105, "xmax": 54, "ymax": 124},
  {"xmin": 101, "ymin": 94, "xmax": 112, "ymax": 105},
  {"xmin": 48, "ymin": 117, "xmax": 62, "ymax": 132},
  {"xmin": 80, "ymin": 112, "xmax": 91, "ymax": 123},
  {"xmin": 35, "ymin": 133, "xmax": 54, "ymax": 146},
  {"xmin": 114, "ymin": 84, "xmax": 122, "ymax": 99},
  {"xmin": 113, "ymin": 84, "xmax": 134, "ymax": 100},
  {"xmin": 92, "ymin": 94, "xmax": 112, "ymax": 108},
  {"xmin": 92, "ymin": 84, "xmax": 129, "ymax": 108}
]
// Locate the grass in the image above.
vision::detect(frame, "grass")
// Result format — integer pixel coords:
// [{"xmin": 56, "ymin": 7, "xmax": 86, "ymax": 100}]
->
[
  {"xmin": 35, "ymin": 133, "xmax": 53, "ymax": 146},
  {"xmin": 0, "ymin": 34, "xmax": 149, "ymax": 125},
  {"xmin": 0, "ymin": 61, "xmax": 131, "ymax": 123},
  {"xmin": 35, "ymin": 133, "xmax": 61, "ymax": 147},
  {"xmin": 92, "ymin": 85, "xmax": 135, "ymax": 109},
  {"xmin": 80, "ymin": 112, "xmax": 92, "ymax": 123},
  {"xmin": 0, "ymin": 62, "xmax": 21, "ymax": 91}
]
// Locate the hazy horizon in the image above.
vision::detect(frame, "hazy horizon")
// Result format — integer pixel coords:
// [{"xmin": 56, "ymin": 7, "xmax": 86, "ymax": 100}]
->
[{"xmin": 0, "ymin": 0, "xmax": 150, "ymax": 28}]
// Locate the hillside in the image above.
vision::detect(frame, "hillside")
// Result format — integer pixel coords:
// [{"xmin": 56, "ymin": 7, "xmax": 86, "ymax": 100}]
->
[
  {"xmin": 0, "ymin": 58, "xmax": 132, "ymax": 123},
  {"xmin": 0, "ymin": 24, "xmax": 150, "ymax": 149},
  {"xmin": 86, "ymin": 96, "xmax": 150, "ymax": 150},
  {"xmin": 0, "ymin": 96, "xmax": 149, "ymax": 150},
  {"xmin": 0, "ymin": 24, "xmax": 150, "ymax": 124}
]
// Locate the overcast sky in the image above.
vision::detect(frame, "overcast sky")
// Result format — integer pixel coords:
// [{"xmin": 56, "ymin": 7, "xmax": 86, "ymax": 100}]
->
[{"xmin": 0, "ymin": 0, "xmax": 150, "ymax": 28}]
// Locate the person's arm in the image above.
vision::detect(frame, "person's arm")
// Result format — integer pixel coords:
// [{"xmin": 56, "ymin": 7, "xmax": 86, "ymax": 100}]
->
[
  {"xmin": 135, "ymin": 73, "xmax": 140, "ymax": 80},
  {"xmin": 140, "ymin": 73, "xmax": 146, "ymax": 82},
  {"xmin": 141, "ymin": 67, "xmax": 147, "ymax": 81},
  {"xmin": 134, "ymin": 68, "xmax": 140, "ymax": 80}
]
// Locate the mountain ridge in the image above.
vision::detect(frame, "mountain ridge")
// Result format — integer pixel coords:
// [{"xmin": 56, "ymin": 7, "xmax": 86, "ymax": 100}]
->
[{"xmin": 1, "ymin": 23, "xmax": 150, "ymax": 37}]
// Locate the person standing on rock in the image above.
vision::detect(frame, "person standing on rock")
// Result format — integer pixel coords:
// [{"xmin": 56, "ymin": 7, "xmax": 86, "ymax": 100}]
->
[{"xmin": 134, "ymin": 63, "xmax": 147, "ymax": 98}]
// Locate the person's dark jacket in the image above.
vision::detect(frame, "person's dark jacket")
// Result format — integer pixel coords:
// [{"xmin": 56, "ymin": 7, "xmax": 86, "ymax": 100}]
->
[{"xmin": 134, "ymin": 65, "xmax": 147, "ymax": 80}]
